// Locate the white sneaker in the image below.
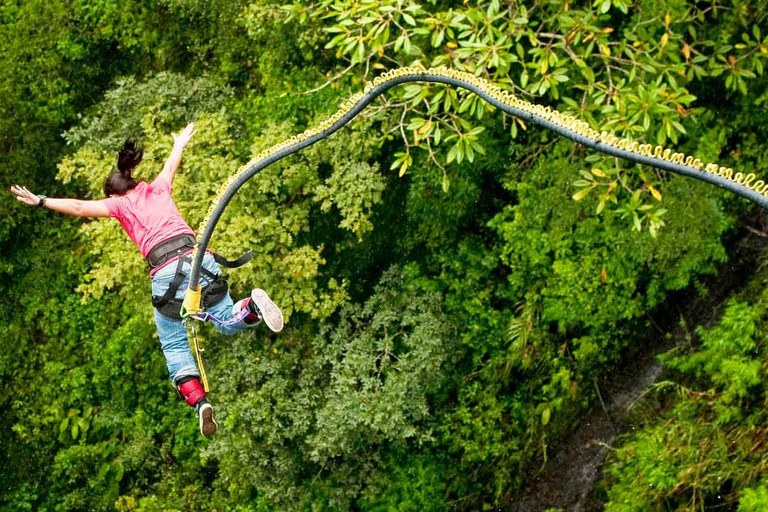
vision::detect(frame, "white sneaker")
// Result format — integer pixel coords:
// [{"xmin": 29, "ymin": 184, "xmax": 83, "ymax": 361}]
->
[
  {"xmin": 199, "ymin": 403, "xmax": 218, "ymax": 437},
  {"xmin": 251, "ymin": 288, "xmax": 284, "ymax": 333}
]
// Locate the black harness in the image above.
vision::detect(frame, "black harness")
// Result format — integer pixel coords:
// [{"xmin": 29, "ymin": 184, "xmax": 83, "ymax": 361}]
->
[{"xmin": 148, "ymin": 234, "xmax": 253, "ymax": 320}]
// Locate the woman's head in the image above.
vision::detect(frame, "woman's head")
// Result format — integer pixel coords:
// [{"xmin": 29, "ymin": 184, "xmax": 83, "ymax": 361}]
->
[{"xmin": 104, "ymin": 138, "xmax": 143, "ymax": 197}]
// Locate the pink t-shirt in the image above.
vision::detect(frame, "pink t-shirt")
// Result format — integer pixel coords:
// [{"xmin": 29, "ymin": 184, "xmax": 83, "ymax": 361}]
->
[{"xmin": 104, "ymin": 177, "xmax": 195, "ymax": 259}]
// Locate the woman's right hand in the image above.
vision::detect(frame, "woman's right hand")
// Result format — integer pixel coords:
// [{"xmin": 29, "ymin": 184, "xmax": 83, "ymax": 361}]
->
[{"xmin": 172, "ymin": 122, "xmax": 197, "ymax": 150}]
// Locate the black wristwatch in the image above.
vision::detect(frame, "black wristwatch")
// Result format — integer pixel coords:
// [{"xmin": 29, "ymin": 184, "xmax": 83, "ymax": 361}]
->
[{"xmin": 37, "ymin": 195, "xmax": 47, "ymax": 208}]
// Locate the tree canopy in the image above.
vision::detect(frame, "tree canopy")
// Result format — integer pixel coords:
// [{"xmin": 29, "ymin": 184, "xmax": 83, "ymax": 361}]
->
[{"xmin": 3, "ymin": 0, "xmax": 768, "ymax": 510}]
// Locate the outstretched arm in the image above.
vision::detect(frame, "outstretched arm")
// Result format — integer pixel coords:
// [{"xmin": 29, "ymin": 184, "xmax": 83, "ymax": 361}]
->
[
  {"xmin": 10, "ymin": 185, "xmax": 110, "ymax": 218},
  {"xmin": 156, "ymin": 122, "xmax": 197, "ymax": 187}
]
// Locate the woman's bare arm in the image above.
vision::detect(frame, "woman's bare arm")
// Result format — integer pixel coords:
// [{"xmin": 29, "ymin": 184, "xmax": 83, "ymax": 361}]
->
[
  {"xmin": 156, "ymin": 122, "xmax": 196, "ymax": 186},
  {"xmin": 10, "ymin": 185, "xmax": 110, "ymax": 218}
]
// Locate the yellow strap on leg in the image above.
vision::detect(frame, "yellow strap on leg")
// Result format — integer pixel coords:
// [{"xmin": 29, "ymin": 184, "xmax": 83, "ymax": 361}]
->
[
  {"xmin": 189, "ymin": 323, "xmax": 210, "ymax": 392},
  {"xmin": 183, "ymin": 283, "xmax": 208, "ymax": 391}
]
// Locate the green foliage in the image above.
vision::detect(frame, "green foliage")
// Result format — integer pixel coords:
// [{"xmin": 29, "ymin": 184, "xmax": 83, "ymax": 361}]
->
[
  {"xmin": 602, "ymin": 271, "xmax": 768, "ymax": 511},
  {"xmin": 665, "ymin": 300, "xmax": 762, "ymax": 422},
  {"xmin": 4, "ymin": 1, "xmax": 768, "ymax": 511},
  {"xmin": 270, "ymin": 0, "xmax": 768, "ymax": 234},
  {"xmin": 739, "ymin": 484, "xmax": 768, "ymax": 512},
  {"xmin": 358, "ymin": 452, "xmax": 449, "ymax": 512},
  {"xmin": 205, "ymin": 266, "xmax": 457, "ymax": 509}
]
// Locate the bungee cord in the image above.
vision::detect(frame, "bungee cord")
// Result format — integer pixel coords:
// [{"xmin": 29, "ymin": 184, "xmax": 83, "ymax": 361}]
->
[{"xmin": 182, "ymin": 64, "xmax": 768, "ymax": 318}]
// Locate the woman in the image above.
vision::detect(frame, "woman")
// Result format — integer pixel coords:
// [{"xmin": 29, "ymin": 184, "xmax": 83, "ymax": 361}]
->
[{"xmin": 10, "ymin": 122, "xmax": 284, "ymax": 437}]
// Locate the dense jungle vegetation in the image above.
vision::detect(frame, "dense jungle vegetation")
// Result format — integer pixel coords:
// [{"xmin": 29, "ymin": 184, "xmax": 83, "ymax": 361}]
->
[{"xmin": 4, "ymin": 0, "xmax": 768, "ymax": 510}]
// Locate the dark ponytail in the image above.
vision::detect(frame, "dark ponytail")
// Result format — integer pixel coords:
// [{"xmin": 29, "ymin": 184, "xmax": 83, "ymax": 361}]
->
[{"xmin": 104, "ymin": 138, "xmax": 142, "ymax": 197}]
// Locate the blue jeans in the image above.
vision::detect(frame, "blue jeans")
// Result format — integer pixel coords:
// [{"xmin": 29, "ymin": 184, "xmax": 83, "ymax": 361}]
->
[{"xmin": 151, "ymin": 252, "xmax": 256, "ymax": 385}]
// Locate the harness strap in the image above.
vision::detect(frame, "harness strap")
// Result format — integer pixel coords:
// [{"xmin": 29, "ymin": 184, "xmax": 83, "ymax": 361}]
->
[
  {"xmin": 193, "ymin": 306, "xmax": 250, "ymax": 328},
  {"xmin": 212, "ymin": 250, "xmax": 253, "ymax": 269},
  {"xmin": 199, "ymin": 264, "xmax": 219, "ymax": 280},
  {"xmin": 146, "ymin": 234, "xmax": 251, "ymax": 273},
  {"xmin": 153, "ymin": 253, "xmax": 188, "ymax": 310},
  {"xmin": 152, "ymin": 254, "xmax": 233, "ymax": 320},
  {"xmin": 146, "ymin": 234, "xmax": 196, "ymax": 271},
  {"xmin": 148, "ymin": 235, "xmax": 251, "ymax": 320}
]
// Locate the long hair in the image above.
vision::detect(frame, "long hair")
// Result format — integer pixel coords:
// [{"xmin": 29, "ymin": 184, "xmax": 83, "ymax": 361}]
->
[{"xmin": 103, "ymin": 138, "xmax": 143, "ymax": 197}]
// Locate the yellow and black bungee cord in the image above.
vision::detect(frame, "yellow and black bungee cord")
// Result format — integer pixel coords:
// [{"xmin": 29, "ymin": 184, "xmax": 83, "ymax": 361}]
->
[{"xmin": 180, "ymin": 65, "xmax": 768, "ymax": 389}]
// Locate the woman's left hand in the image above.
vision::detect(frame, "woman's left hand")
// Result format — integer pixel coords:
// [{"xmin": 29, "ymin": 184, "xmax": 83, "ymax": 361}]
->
[{"xmin": 10, "ymin": 185, "xmax": 40, "ymax": 206}]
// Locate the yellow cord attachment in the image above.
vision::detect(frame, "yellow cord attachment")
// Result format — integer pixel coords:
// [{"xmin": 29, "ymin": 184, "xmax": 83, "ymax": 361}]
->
[
  {"xmin": 189, "ymin": 324, "xmax": 210, "ymax": 392},
  {"xmin": 182, "ymin": 285, "xmax": 203, "ymax": 317}
]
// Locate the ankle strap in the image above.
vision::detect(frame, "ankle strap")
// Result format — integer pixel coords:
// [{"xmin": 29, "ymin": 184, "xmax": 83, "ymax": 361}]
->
[{"xmin": 177, "ymin": 378, "xmax": 206, "ymax": 407}]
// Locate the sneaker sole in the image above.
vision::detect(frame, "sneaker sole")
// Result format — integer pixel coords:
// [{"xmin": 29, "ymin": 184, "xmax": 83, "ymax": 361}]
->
[
  {"xmin": 199, "ymin": 404, "xmax": 218, "ymax": 437},
  {"xmin": 251, "ymin": 288, "xmax": 284, "ymax": 333}
]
